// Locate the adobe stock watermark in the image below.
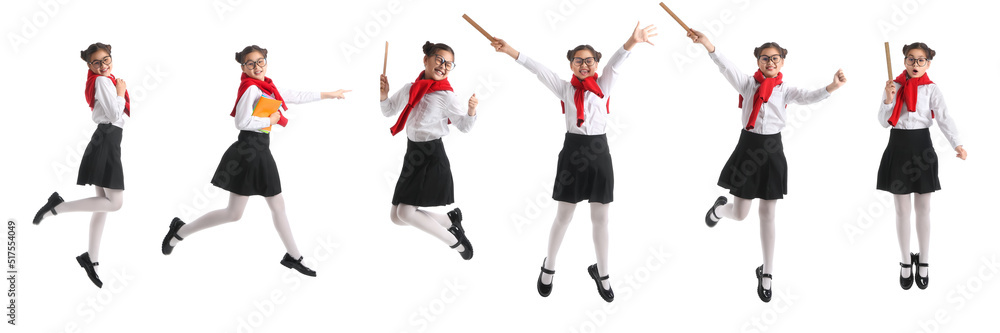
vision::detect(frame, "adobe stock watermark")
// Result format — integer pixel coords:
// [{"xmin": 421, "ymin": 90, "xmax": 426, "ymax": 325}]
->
[
  {"xmin": 670, "ymin": 0, "xmax": 754, "ymax": 74},
  {"xmin": 340, "ymin": 0, "xmax": 416, "ymax": 64},
  {"xmin": 912, "ymin": 254, "xmax": 997, "ymax": 333},
  {"xmin": 877, "ymin": 0, "xmax": 932, "ymax": 40},
  {"xmin": 543, "ymin": 0, "xmax": 593, "ymax": 31},
  {"xmin": 57, "ymin": 266, "xmax": 135, "ymax": 333},
  {"xmin": 740, "ymin": 287, "xmax": 799, "ymax": 333},
  {"xmin": 234, "ymin": 234, "xmax": 340, "ymax": 333},
  {"xmin": 398, "ymin": 277, "xmax": 467, "ymax": 333},
  {"xmin": 569, "ymin": 245, "xmax": 670, "ymax": 333},
  {"xmin": 7, "ymin": 0, "xmax": 72, "ymax": 54},
  {"xmin": 510, "ymin": 116, "xmax": 629, "ymax": 235},
  {"xmin": 50, "ymin": 64, "xmax": 168, "ymax": 182}
]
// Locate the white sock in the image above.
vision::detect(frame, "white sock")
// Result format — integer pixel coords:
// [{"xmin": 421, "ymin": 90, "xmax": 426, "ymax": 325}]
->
[
  {"xmin": 914, "ymin": 193, "xmax": 932, "ymax": 277},
  {"xmin": 591, "ymin": 203, "xmax": 611, "ymax": 290},
  {"xmin": 894, "ymin": 194, "xmax": 913, "ymax": 278},
  {"xmin": 759, "ymin": 200, "xmax": 776, "ymax": 290},
  {"xmin": 394, "ymin": 204, "xmax": 464, "ymax": 252},
  {"xmin": 265, "ymin": 194, "xmax": 302, "ymax": 259}
]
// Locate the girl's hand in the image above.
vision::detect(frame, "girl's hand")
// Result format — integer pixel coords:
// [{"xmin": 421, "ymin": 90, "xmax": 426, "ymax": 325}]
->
[
  {"xmin": 269, "ymin": 111, "xmax": 281, "ymax": 125},
  {"xmin": 955, "ymin": 145, "xmax": 967, "ymax": 160},
  {"xmin": 380, "ymin": 74, "xmax": 389, "ymax": 101},
  {"xmin": 115, "ymin": 78, "xmax": 127, "ymax": 97},
  {"xmin": 826, "ymin": 69, "xmax": 847, "ymax": 93},
  {"xmin": 884, "ymin": 80, "xmax": 896, "ymax": 104},
  {"xmin": 624, "ymin": 21, "xmax": 657, "ymax": 51},
  {"xmin": 686, "ymin": 29, "xmax": 715, "ymax": 53},
  {"xmin": 467, "ymin": 93, "xmax": 478, "ymax": 116},
  {"xmin": 491, "ymin": 38, "xmax": 519, "ymax": 60},
  {"xmin": 322, "ymin": 89, "xmax": 351, "ymax": 100}
]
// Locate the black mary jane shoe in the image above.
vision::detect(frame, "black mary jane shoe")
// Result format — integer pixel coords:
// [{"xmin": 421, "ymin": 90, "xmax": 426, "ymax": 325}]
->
[
  {"xmin": 280, "ymin": 253, "xmax": 317, "ymax": 277},
  {"xmin": 756, "ymin": 265, "xmax": 772, "ymax": 303},
  {"xmin": 900, "ymin": 253, "xmax": 914, "ymax": 290},
  {"xmin": 705, "ymin": 196, "xmax": 727, "ymax": 228},
  {"xmin": 913, "ymin": 253, "xmax": 929, "ymax": 290},
  {"xmin": 537, "ymin": 258, "xmax": 555, "ymax": 297},
  {"xmin": 447, "ymin": 215, "xmax": 473, "ymax": 260},
  {"xmin": 33, "ymin": 192, "xmax": 64, "ymax": 225},
  {"xmin": 161, "ymin": 217, "xmax": 186, "ymax": 255},
  {"xmin": 587, "ymin": 264, "xmax": 614, "ymax": 302},
  {"xmin": 447, "ymin": 208, "xmax": 464, "ymax": 233},
  {"xmin": 76, "ymin": 252, "xmax": 103, "ymax": 288}
]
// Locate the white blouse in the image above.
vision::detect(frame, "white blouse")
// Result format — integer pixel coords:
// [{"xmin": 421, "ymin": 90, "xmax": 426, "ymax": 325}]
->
[
  {"xmin": 515, "ymin": 46, "xmax": 631, "ymax": 136},
  {"xmin": 234, "ymin": 85, "xmax": 321, "ymax": 132},
  {"xmin": 91, "ymin": 76, "xmax": 127, "ymax": 128},
  {"xmin": 709, "ymin": 49, "xmax": 831, "ymax": 135},
  {"xmin": 878, "ymin": 83, "xmax": 961, "ymax": 149},
  {"xmin": 380, "ymin": 83, "xmax": 477, "ymax": 142}
]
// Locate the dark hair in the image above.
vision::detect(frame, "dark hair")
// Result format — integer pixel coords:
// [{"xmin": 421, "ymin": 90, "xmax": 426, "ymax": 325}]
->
[
  {"xmin": 80, "ymin": 43, "xmax": 112, "ymax": 62},
  {"xmin": 422, "ymin": 41, "xmax": 454, "ymax": 58},
  {"xmin": 566, "ymin": 45, "xmax": 602, "ymax": 62},
  {"xmin": 753, "ymin": 42, "xmax": 788, "ymax": 59},
  {"xmin": 902, "ymin": 42, "xmax": 935, "ymax": 60},
  {"xmin": 235, "ymin": 45, "xmax": 268, "ymax": 64}
]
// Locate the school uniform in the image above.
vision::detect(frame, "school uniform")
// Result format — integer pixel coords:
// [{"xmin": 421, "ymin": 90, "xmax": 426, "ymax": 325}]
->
[
  {"xmin": 78, "ymin": 74, "xmax": 129, "ymax": 190},
  {"xmin": 210, "ymin": 81, "xmax": 320, "ymax": 197},
  {"xmin": 381, "ymin": 75, "xmax": 477, "ymax": 207},
  {"xmin": 516, "ymin": 46, "xmax": 631, "ymax": 204},
  {"xmin": 709, "ymin": 50, "xmax": 831, "ymax": 200},
  {"xmin": 876, "ymin": 74, "xmax": 960, "ymax": 194}
]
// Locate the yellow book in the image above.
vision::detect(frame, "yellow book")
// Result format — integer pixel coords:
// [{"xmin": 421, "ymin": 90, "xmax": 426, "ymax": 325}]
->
[{"xmin": 252, "ymin": 96, "xmax": 283, "ymax": 133}]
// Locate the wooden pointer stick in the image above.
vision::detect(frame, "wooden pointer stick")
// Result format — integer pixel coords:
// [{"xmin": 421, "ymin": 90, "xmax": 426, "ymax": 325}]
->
[
  {"xmin": 462, "ymin": 14, "xmax": 496, "ymax": 42},
  {"xmin": 659, "ymin": 2, "xmax": 690, "ymax": 32},
  {"xmin": 884, "ymin": 42, "xmax": 893, "ymax": 80},
  {"xmin": 383, "ymin": 41, "xmax": 388, "ymax": 76}
]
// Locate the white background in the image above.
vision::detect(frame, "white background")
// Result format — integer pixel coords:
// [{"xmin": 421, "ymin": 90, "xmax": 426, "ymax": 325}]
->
[{"xmin": 2, "ymin": 0, "xmax": 998, "ymax": 332}]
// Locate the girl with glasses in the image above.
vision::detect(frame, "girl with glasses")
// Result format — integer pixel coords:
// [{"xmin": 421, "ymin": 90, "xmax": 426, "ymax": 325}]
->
[
  {"xmin": 32, "ymin": 42, "xmax": 131, "ymax": 288},
  {"xmin": 160, "ymin": 45, "xmax": 350, "ymax": 277},
  {"xmin": 379, "ymin": 41, "xmax": 479, "ymax": 261},
  {"xmin": 878, "ymin": 42, "xmax": 966, "ymax": 291},
  {"xmin": 687, "ymin": 29, "xmax": 847, "ymax": 302},
  {"xmin": 490, "ymin": 22, "xmax": 657, "ymax": 303}
]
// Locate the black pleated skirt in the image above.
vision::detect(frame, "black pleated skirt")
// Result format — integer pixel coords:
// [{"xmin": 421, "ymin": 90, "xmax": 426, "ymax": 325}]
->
[
  {"xmin": 552, "ymin": 133, "xmax": 614, "ymax": 204},
  {"xmin": 391, "ymin": 138, "xmax": 455, "ymax": 207},
  {"xmin": 876, "ymin": 128, "xmax": 940, "ymax": 194},
  {"xmin": 77, "ymin": 123, "xmax": 125, "ymax": 190},
  {"xmin": 211, "ymin": 131, "xmax": 281, "ymax": 197},
  {"xmin": 717, "ymin": 130, "xmax": 787, "ymax": 200}
]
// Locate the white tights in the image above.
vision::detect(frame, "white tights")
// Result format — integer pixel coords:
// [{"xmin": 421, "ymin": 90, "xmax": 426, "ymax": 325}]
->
[
  {"xmin": 895, "ymin": 193, "xmax": 932, "ymax": 277},
  {"xmin": 389, "ymin": 204, "xmax": 464, "ymax": 252},
  {"xmin": 46, "ymin": 186, "xmax": 124, "ymax": 268},
  {"xmin": 540, "ymin": 202, "xmax": 611, "ymax": 290},
  {"xmin": 714, "ymin": 197, "xmax": 777, "ymax": 288},
  {"xmin": 172, "ymin": 192, "xmax": 302, "ymax": 259}
]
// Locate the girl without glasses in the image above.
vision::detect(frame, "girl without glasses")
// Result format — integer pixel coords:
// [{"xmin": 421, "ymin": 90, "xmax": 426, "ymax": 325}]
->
[
  {"xmin": 379, "ymin": 41, "xmax": 479, "ymax": 261},
  {"xmin": 160, "ymin": 45, "xmax": 350, "ymax": 277},
  {"xmin": 688, "ymin": 29, "xmax": 846, "ymax": 303},
  {"xmin": 878, "ymin": 42, "xmax": 966, "ymax": 291},
  {"xmin": 490, "ymin": 22, "xmax": 657, "ymax": 303},
  {"xmin": 32, "ymin": 42, "xmax": 131, "ymax": 288}
]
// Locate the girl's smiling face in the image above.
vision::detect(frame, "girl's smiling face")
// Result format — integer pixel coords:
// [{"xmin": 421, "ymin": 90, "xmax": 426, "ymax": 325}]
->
[
  {"xmin": 756, "ymin": 47, "xmax": 783, "ymax": 78},
  {"xmin": 423, "ymin": 50, "xmax": 454, "ymax": 81},
  {"xmin": 905, "ymin": 49, "xmax": 931, "ymax": 78},
  {"xmin": 88, "ymin": 49, "xmax": 112, "ymax": 76},
  {"xmin": 241, "ymin": 50, "xmax": 267, "ymax": 80},
  {"xmin": 570, "ymin": 49, "xmax": 598, "ymax": 80}
]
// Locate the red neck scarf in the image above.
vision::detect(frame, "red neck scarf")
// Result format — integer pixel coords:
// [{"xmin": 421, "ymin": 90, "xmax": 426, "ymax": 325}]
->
[
  {"xmin": 231, "ymin": 73, "xmax": 288, "ymax": 117},
  {"xmin": 887, "ymin": 71, "xmax": 933, "ymax": 127},
  {"xmin": 738, "ymin": 70, "xmax": 782, "ymax": 130},
  {"xmin": 85, "ymin": 70, "xmax": 130, "ymax": 116},
  {"xmin": 389, "ymin": 71, "xmax": 453, "ymax": 136},
  {"xmin": 561, "ymin": 74, "xmax": 608, "ymax": 127}
]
